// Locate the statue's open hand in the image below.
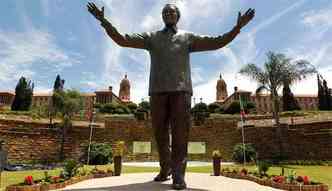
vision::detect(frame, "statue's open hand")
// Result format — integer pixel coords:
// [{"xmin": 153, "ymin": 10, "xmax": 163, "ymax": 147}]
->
[
  {"xmin": 236, "ymin": 8, "xmax": 255, "ymax": 29},
  {"xmin": 87, "ymin": 2, "xmax": 104, "ymax": 21}
]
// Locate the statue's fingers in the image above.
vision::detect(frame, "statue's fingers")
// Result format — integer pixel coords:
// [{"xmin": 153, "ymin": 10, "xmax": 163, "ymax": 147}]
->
[
  {"xmin": 89, "ymin": 2, "xmax": 96, "ymax": 9},
  {"xmin": 245, "ymin": 9, "xmax": 251, "ymax": 15},
  {"xmin": 88, "ymin": 2, "xmax": 94, "ymax": 9},
  {"xmin": 87, "ymin": 3, "xmax": 91, "ymax": 10},
  {"xmin": 92, "ymin": 3, "xmax": 99, "ymax": 10},
  {"xmin": 250, "ymin": 9, "xmax": 255, "ymax": 18},
  {"xmin": 249, "ymin": 9, "xmax": 255, "ymax": 15},
  {"xmin": 87, "ymin": 5, "xmax": 93, "ymax": 13},
  {"xmin": 237, "ymin": 12, "xmax": 241, "ymax": 24}
]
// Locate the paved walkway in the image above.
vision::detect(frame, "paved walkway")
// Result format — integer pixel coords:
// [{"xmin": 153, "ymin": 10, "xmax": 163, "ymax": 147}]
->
[{"xmin": 60, "ymin": 173, "xmax": 284, "ymax": 191}]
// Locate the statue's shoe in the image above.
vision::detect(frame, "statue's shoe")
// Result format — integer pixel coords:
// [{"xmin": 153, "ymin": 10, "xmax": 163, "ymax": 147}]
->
[
  {"xmin": 153, "ymin": 169, "xmax": 172, "ymax": 182},
  {"xmin": 172, "ymin": 179, "xmax": 187, "ymax": 190}
]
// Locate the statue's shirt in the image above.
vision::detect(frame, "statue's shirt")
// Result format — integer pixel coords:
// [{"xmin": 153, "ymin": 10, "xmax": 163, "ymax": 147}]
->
[{"xmin": 101, "ymin": 20, "xmax": 240, "ymax": 95}]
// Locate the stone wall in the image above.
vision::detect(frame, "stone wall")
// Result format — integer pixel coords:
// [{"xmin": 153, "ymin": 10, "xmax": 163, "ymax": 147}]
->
[{"xmin": 0, "ymin": 117, "xmax": 331, "ymax": 163}]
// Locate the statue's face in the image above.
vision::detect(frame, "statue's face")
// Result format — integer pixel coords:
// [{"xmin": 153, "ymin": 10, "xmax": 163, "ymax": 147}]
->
[{"xmin": 162, "ymin": 5, "xmax": 178, "ymax": 26}]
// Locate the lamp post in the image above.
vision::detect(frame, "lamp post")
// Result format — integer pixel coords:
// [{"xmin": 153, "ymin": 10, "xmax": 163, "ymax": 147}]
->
[
  {"xmin": 87, "ymin": 109, "xmax": 96, "ymax": 165},
  {"xmin": 239, "ymin": 94, "xmax": 246, "ymax": 166}
]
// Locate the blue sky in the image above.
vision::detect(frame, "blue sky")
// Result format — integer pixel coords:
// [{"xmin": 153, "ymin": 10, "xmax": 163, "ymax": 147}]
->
[{"xmin": 1, "ymin": 0, "xmax": 332, "ymax": 103}]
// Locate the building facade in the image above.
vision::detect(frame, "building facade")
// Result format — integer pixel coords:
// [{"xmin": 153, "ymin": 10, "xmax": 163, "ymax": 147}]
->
[
  {"xmin": 95, "ymin": 86, "xmax": 122, "ymax": 105},
  {"xmin": 0, "ymin": 92, "xmax": 15, "ymax": 109},
  {"xmin": 216, "ymin": 77, "xmax": 318, "ymax": 113}
]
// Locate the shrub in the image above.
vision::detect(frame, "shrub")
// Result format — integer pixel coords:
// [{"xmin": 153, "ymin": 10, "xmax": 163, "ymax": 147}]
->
[
  {"xmin": 88, "ymin": 143, "xmax": 113, "ymax": 165},
  {"xmin": 94, "ymin": 103, "xmax": 102, "ymax": 109},
  {"xmin": 135, "ymin": 111, "xmax": 146, "ymax": 120},
  {"xmin": 225, "ymin": 101, "xmax": 241, "ymax": 114},
  {"xmin": 246, "ymin": 102, "xmax": 256, "ymax": 110},
  {"xmin": 232, "ymin": 143, "xmax": 257, "ymax": 163},
  {"xmin": 208, "ymin": 103, "xmax": 221, "ymax": 113},
  {"xmin": 43, "ymin": 171, "xmax": 51, "ymax": 183},
  {"xmin": 257, "ymin": 161, "xmax": 271, "ymax": 175},
  {"xmin": 138, "ymin": 101, "xmax": 150, "ymax": 111},
  {"xmin": 286, "ymin": 170, "xmax": 296, "ymax": 184},
  {"xmin": 127, "ymin": 103, "xmax": 138, "ymax": 113},
  {"xmin": 212, "ymin": 150, "xmax": 221, "ymax": 158},
  {"xmin": 215, "ymin": 107, "xmax": 225, "ymax": 114},
  {"xmin": 271, "ymin": 152, "xmax": 288, "ymax": 164},
  {"xmin": 63, "ymin": 159, "xmax": 81, "ymax": 178},
  {"xmin": 100, "ymin": 103, "xmax": 117, "ymax": 113},
  {"xmin": 224, "ymin": 101, "xmax": 256, "ymax": 114},
  {"xmin": 192, "ymin": 102, "xmax": 208, "ymax": 113},
  {"xmin": 114, "ymin": 104, "xmax": 130, "ymax": 114}
]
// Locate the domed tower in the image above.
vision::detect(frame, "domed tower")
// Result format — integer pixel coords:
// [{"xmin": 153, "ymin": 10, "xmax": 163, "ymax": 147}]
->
[
  {"xmin": 119, "ymin": 74, "xmax": 130, "ymax": 102},
  {"xmin": 216, "ymin": 74, "xmax": 228, "ymax": 102}
]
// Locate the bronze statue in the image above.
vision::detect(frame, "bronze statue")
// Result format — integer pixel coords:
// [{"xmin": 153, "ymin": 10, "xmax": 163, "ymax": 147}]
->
[{"xmin": 87, "ymin": 2, "xmax": 254, "ymax": 190}]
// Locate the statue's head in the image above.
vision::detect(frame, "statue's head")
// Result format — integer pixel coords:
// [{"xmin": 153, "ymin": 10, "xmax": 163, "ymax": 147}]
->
[{"xmin": 162, "ymin": 4, "xmax": 180, "ymax": 26}]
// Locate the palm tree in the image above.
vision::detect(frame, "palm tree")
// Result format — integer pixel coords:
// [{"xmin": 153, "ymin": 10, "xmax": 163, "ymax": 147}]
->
[{"xmin": 239, "ymin": 51, "xmax": 316, "ymax": 158}]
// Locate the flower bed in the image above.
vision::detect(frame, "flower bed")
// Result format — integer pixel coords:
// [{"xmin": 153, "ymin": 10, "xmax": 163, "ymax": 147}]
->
[
  {"xmin": 221, "ymin": 171, "xmax": 329, "ymax": 191},
  {"xmin": 5, "ymin": 173, "xmax": 113, "ymax": 191}
]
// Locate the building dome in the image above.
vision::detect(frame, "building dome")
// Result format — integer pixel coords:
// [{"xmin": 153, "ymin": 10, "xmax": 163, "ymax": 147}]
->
[{"xmin": 119, "ymin": 74, "xmax": 130, "ymax": 102}]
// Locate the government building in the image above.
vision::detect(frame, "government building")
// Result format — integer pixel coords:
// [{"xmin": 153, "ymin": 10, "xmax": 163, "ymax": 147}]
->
[{"xmin": 215, "ymin": 74, "xmax": 318, "ymax": 113}]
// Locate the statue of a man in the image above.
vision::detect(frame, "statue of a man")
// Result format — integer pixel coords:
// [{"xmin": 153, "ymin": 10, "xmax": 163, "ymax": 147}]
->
[{"xmin": 87, "ymin": 3, "xmax": 254, "ymax": 189}]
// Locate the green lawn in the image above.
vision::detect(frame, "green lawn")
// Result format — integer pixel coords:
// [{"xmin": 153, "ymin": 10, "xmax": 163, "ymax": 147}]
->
[{"xmin": 0, "ymin": 165, "xmax": 331, "ymax": 191}]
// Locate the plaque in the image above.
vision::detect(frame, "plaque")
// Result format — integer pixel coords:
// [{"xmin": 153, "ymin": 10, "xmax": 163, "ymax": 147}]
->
[
  {"xmin": 188, "ymin": 142, "xmax": 206, "ymax": 154},
  {"xmin": 133, "ymin": 141, "xmax": 151, "ymax": 154}
]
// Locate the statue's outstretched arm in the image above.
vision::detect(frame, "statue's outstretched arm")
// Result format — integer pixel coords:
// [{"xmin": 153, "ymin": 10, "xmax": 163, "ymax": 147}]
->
[
  {"xmin": 190, "ymin": 8, "xmax": 255, "ymax": 52},
  {"xmin": 87, "ymin": 2, "xmax": 148, "ymax": 49}
]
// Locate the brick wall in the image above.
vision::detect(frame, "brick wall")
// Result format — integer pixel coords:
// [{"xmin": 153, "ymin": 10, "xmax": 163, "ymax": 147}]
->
[{"xmin": 0, "ymin": 117, "xmax": 331, "ymax": 163}]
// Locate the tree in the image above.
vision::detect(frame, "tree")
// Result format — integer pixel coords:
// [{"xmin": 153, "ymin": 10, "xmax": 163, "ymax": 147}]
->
[
  {"xmin": 282, "ymin": 82, "xmax": 300, "ymax": 111},
  {"xmin": 239, "ymin": 52, "xmax": 316, "ymax": 159},
  {"xmin": 318, "ymin": 75, "xmax": 326, "ymax": 110},
  {"xmin": 53, "ymin": 74, "xmax": 65, "ymax": 91},
  {"xmin": 323, "ymin": 79, "xmax": 332, "ymax": 110},
  {"xmin": 317, "ymin": 75, "xmax": 331, "ymax": 110},
  {"xmin": 53, "ymin": 89, "xmax": 84, "ymax": 160},
  {"xmin": 11, "ymin": 77, "xmax": 34, "ymax": 111},
  {"xmin": 50, "ymin": 75, "xmax": 65, "ymax": 125},
  {"xmin": 138, "ymin": 100, "xmax": 150, "ymax": 111}
]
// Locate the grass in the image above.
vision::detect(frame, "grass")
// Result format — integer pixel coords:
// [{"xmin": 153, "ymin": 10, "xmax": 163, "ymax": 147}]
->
[{"xmin": 0, "ymin": 164, "xmax": 331, "ymax": 191}]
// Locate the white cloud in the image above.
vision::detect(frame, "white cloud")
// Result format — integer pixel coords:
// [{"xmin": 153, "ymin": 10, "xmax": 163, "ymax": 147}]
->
[
  {"xmin": 301, "ymin": 6, "xmax": 332, "ymax": 39},
  {"xmin": 302, "ymin": 8, "xmax": 332, "ymax": 27},
  {"xmin": 250, "ymin": 0, "xmax": 307, "ymax": 35},
  {"xmin": 0, "ymin": 29, "xmax": 81, "ymax": 90},
  {"xmin": 284, "ymin": 42, "xmax": 332, "ymax": 96}
]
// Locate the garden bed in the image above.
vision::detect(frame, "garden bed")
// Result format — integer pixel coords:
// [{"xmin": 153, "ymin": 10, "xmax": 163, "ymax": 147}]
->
[
  {"xmin": 5, "ymin": 173, "xmax": 113, "ymax": 191},
  {"xmin": 221, "ymin": 171, "xmax": 329, "ymax": 191}
]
